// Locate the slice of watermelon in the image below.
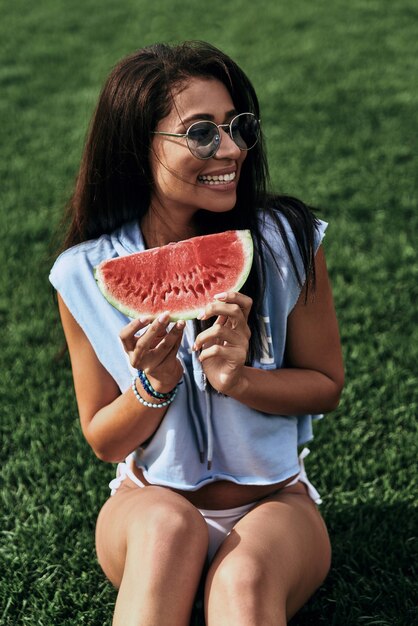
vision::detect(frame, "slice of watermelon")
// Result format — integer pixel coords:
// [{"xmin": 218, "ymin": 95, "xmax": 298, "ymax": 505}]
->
[{"xmin": 94, "ymin": 229, "xmax": 253, "ymax": 320}]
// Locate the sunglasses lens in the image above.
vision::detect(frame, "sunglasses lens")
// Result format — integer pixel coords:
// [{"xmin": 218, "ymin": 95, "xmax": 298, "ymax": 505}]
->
[
  {"xmin": 187, "ymin": 122, "xmax": 220, "ymax": 159},
  {"xmin": 185, "ymin": 115, "xmax": 259, "ymax": 159},
  {"xmin": 231, "ymin": 114, "xmax": 260, "ymax": 150}
]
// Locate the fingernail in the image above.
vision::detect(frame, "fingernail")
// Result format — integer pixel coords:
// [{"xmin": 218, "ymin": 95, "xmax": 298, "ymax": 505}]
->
[
  {"xmin": 176, "ymin": 320, "xmax": 185, "ymax": 330},
  {"xmin": 158, "ymin": 311, "xmax": 170, "ymax": 323},
  {"xmin": 139, "ymin": 316, "xmax": 150, "ymax": 324},
  {"xmin": 214, "ymin": 292, "xmax": 227, "ymax": 300},
  {"xmin": 197, "ymin": 309, "xmax": 205, "ymax": 320}
]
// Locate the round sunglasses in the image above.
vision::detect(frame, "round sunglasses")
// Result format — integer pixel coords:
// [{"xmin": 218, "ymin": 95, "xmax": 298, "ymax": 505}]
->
[{"xmin": 152, "ymin": 112, "xmax": 260, "ymax": 160}]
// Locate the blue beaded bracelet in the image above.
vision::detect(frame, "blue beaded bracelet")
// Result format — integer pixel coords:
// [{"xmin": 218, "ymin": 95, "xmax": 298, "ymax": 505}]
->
[
  {"xmin": 137, "ymin": 369, "xmax": 177, "ymax": 399},
  {"xmin": 131, "ymin": 376, "xmax": 178, "ymax": 409}
]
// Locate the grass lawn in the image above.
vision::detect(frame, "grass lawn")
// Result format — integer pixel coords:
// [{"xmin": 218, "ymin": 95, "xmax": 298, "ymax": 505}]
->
[{"xmin": 1, "ymin": 0, "xmax": 417, "ymax": 624}]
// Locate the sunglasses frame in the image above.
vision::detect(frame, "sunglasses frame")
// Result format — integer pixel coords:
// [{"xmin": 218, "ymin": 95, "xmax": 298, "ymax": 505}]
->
[{"xmin": 152, "ymin": 112, "xmax": 260, "ymax": 160}]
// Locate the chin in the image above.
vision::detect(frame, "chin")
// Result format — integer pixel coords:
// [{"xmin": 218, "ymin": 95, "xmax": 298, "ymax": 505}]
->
[{"xmin": 201, "ymin": 196, "xmax": 238, "ymax": 214}]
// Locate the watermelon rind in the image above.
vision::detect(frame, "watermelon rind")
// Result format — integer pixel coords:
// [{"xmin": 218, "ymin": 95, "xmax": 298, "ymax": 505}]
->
[{"xmin": 94, "ymin": 229, "xmax": 254, "ymax": 321}]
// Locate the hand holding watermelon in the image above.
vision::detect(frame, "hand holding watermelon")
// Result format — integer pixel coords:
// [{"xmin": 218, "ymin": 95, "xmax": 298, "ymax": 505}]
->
[
  {"xmin": 193, "ymin": 291, "xmax": 252, "ymax": 396},
  {"xmin": 119, "ymin": 312, "xmax": 185, "ymax": 394}
]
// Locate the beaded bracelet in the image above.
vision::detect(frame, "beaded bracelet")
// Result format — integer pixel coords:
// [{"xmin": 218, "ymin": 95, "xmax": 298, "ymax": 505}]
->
[
  {"xmin": 131, "ymin": 375, "xmax": 178, "ymax": 409},
  {"xmin": 137, "ymin": 369, "xmax": 176, "ymax": 400}
]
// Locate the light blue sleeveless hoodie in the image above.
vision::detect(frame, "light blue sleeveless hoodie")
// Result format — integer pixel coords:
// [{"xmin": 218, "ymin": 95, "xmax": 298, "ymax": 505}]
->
[{"xmin": 50, "ymin": 212, "xmax": 327, "ymax": 490}]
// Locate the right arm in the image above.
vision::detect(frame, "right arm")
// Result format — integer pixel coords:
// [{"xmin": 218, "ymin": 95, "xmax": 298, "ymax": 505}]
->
[{"xmin": 58, "ymin": 295, "xmax": 184, "ymax": 462}]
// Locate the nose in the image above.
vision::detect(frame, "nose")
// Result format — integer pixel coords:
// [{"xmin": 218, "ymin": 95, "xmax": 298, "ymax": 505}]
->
[{"xmin": 214, "ymin": 127, "xmax": 242, "ymax": 160}]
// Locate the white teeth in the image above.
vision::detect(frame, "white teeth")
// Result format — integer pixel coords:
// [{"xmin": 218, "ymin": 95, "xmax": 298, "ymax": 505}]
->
[{"xmin": 198, "ymin": 172, "xmax": 236, "ymax": 184}]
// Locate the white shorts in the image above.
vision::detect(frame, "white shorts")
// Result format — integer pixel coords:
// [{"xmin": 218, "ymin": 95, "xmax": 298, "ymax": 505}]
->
[{"xmin": 109, "ymin": 447, "xmax": 322, "ymax": 562}]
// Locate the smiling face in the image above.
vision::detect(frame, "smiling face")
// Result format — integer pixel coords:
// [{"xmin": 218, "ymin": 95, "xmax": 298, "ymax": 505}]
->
[{"xmin": 148, "ymin": 77, "xmax": 247, "ymax": 239}]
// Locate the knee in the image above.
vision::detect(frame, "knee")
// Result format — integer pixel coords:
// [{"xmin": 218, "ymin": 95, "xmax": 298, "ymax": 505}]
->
[
  {"xmin": 128, "ymin": 488, "xmax": 208, "ymax": 554},
  {"xmin": 209, "ymin": 553, "xmax": 269, "ymax": 601},
  {"xmin": 151, "ymin": 493, "xmax": 207, "ymax": 545},
  {"xmin": 206, "ymin": 554, "xmax": 286, "ymax": 624}
]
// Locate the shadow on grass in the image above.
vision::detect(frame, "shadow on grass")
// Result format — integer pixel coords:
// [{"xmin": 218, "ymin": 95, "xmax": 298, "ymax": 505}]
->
[{"xmin": 288, "ymin": 500, "xmax": 417, "ymax": 626}]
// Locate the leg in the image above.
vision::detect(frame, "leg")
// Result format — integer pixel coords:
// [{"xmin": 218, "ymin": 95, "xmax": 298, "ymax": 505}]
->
[
  {"xmin": 96, "ymin": 480, "xmax": 209, "ymax": 626},
  {"xmin": 204, "ymin": 483, "xmax": 331, "ymax": 626}
]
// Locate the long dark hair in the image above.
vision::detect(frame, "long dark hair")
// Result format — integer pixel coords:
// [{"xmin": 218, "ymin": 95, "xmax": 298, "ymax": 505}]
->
[{"xmin": 60, "ymin": 41, "xmax": 320, "ymax": 360}]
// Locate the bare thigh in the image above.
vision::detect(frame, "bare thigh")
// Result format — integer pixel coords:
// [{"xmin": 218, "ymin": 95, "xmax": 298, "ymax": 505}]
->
[
  {"xmin": 95, "ymin": 480, "xmax": 208, "ymax": 588},
  {"xmin": 205, "ymin": 483, "xmax": 331, "ymax": 625}
]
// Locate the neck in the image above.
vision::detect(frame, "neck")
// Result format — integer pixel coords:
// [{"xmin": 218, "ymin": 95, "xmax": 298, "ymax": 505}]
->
[{"xmin": 141, "ymin": 203, "xmax": 197, "ymax": 248}]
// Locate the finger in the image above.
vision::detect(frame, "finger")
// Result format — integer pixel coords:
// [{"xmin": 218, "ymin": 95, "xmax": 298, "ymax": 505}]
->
[
  {"xmin": 198, "ymin": 343, "xmax": 247, "ymax": 364},
  {"xmin": 198, "ymin": 343, "xmax": 225, "ymax": 362},
  {"xmin": 119, "ymin": 317, "xmax": 152, "ymax": 352},
  {"xmin": 213, "ymin": 291, "xmax": 253, "ymax": 321},
  {"xmin": 193, "ymin": 323, "xmax": 248, "ymax": 352},
  {"xmin": 193, "ymin": 322, "xmax": 224, "ymax": 351},
  {"xmin": 157, "ymin": 322, "xmax": 185, "ymax": 363},
  {"xmin": 135, "ymin": 319, "xmax": 185, "ymax": 367},
  {"xmin": 125, "ymin": 312, "xmax": 171, "ymax": 367},
  {"xmin": 214, "ymin": 314, "xmax": 228, "ymax": 327},
  {"xmin": 153, "ymin": 319, "xmax": 185, "ymax": 358},
  {"xmin": 140, "ymin": 311, "xmax": 172, "ymax": 350},
  {"xmin": 198, "ymin": 312, "xmax": 228, "ymax": 328},
  {"xmin": 199, "ymin": 301, "xmax": 247, "ymax": 329}
]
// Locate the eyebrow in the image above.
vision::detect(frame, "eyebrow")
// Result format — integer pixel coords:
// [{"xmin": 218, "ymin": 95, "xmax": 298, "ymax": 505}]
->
[{"xmin": 179, "ymin": 109, "xmax": 237, "ymax": 128}]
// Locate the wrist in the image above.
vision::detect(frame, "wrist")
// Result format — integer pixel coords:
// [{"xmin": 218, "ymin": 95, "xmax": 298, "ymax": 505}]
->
[
  {"xmin": 223, "ymin": 366, "xmax": 250, "ymax": 400},
  {"xmin": 141, "ymin": 370, "xmax": 180, "ymax": 396},
  {"xmin": 132, "ymin": 374, "xmax": 178, "ymax": 409},
  {"xmin": 135, "ymin": 378, "xmax": 165, "ymax": 404}
]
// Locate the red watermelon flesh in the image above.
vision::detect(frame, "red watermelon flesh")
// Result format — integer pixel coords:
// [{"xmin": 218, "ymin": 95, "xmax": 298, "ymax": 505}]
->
[{"xmin": 94, "ymin": 230, "xmax": 253, "ymax": 320}]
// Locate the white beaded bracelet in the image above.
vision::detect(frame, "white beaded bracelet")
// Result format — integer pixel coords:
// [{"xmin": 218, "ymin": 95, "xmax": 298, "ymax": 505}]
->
[{"xmin": 131, "ymin": 375, "xmax": 178, "ymax": 408}]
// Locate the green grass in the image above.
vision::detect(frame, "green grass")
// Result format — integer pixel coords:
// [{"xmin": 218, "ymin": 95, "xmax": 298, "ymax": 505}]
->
[{"xmin": 1, "ymin": 0, "xmax": 417, "ymax": 624}]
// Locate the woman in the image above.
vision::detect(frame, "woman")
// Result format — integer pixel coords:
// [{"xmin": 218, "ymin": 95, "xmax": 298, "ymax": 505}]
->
[{"xmin": 50, "ymin": 41, "xmax": 344, "ymax": 626}]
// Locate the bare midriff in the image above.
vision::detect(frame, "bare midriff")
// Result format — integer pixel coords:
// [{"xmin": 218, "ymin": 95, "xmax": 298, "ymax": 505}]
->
[{"xmin": 131, "ymin": 462, "xmax": 299, "ymax": 509}]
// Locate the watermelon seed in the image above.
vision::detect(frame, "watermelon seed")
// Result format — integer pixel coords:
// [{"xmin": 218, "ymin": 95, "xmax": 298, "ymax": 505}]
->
[{"xmin": 188, "ymin": 285, "xmax": 198, "ymax": 299}]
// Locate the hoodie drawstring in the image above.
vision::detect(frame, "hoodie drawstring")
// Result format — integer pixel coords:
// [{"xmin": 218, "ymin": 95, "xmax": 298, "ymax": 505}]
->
[
  {"xmin": 178, "ymin": 353, "xmax": 213, "ymax": 470},
  {"xmin": 205, "ymin": 389, "xmax": 213, "ymax": 470},
  {"xmin": 178, "ymin": 355, "xmax": 205, "ymax": 464}
]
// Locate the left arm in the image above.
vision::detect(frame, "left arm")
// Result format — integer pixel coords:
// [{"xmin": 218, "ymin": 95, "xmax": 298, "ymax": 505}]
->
[{"xmin": 194, "ymin": 246, "xmax": 344, "ymax": 415}]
